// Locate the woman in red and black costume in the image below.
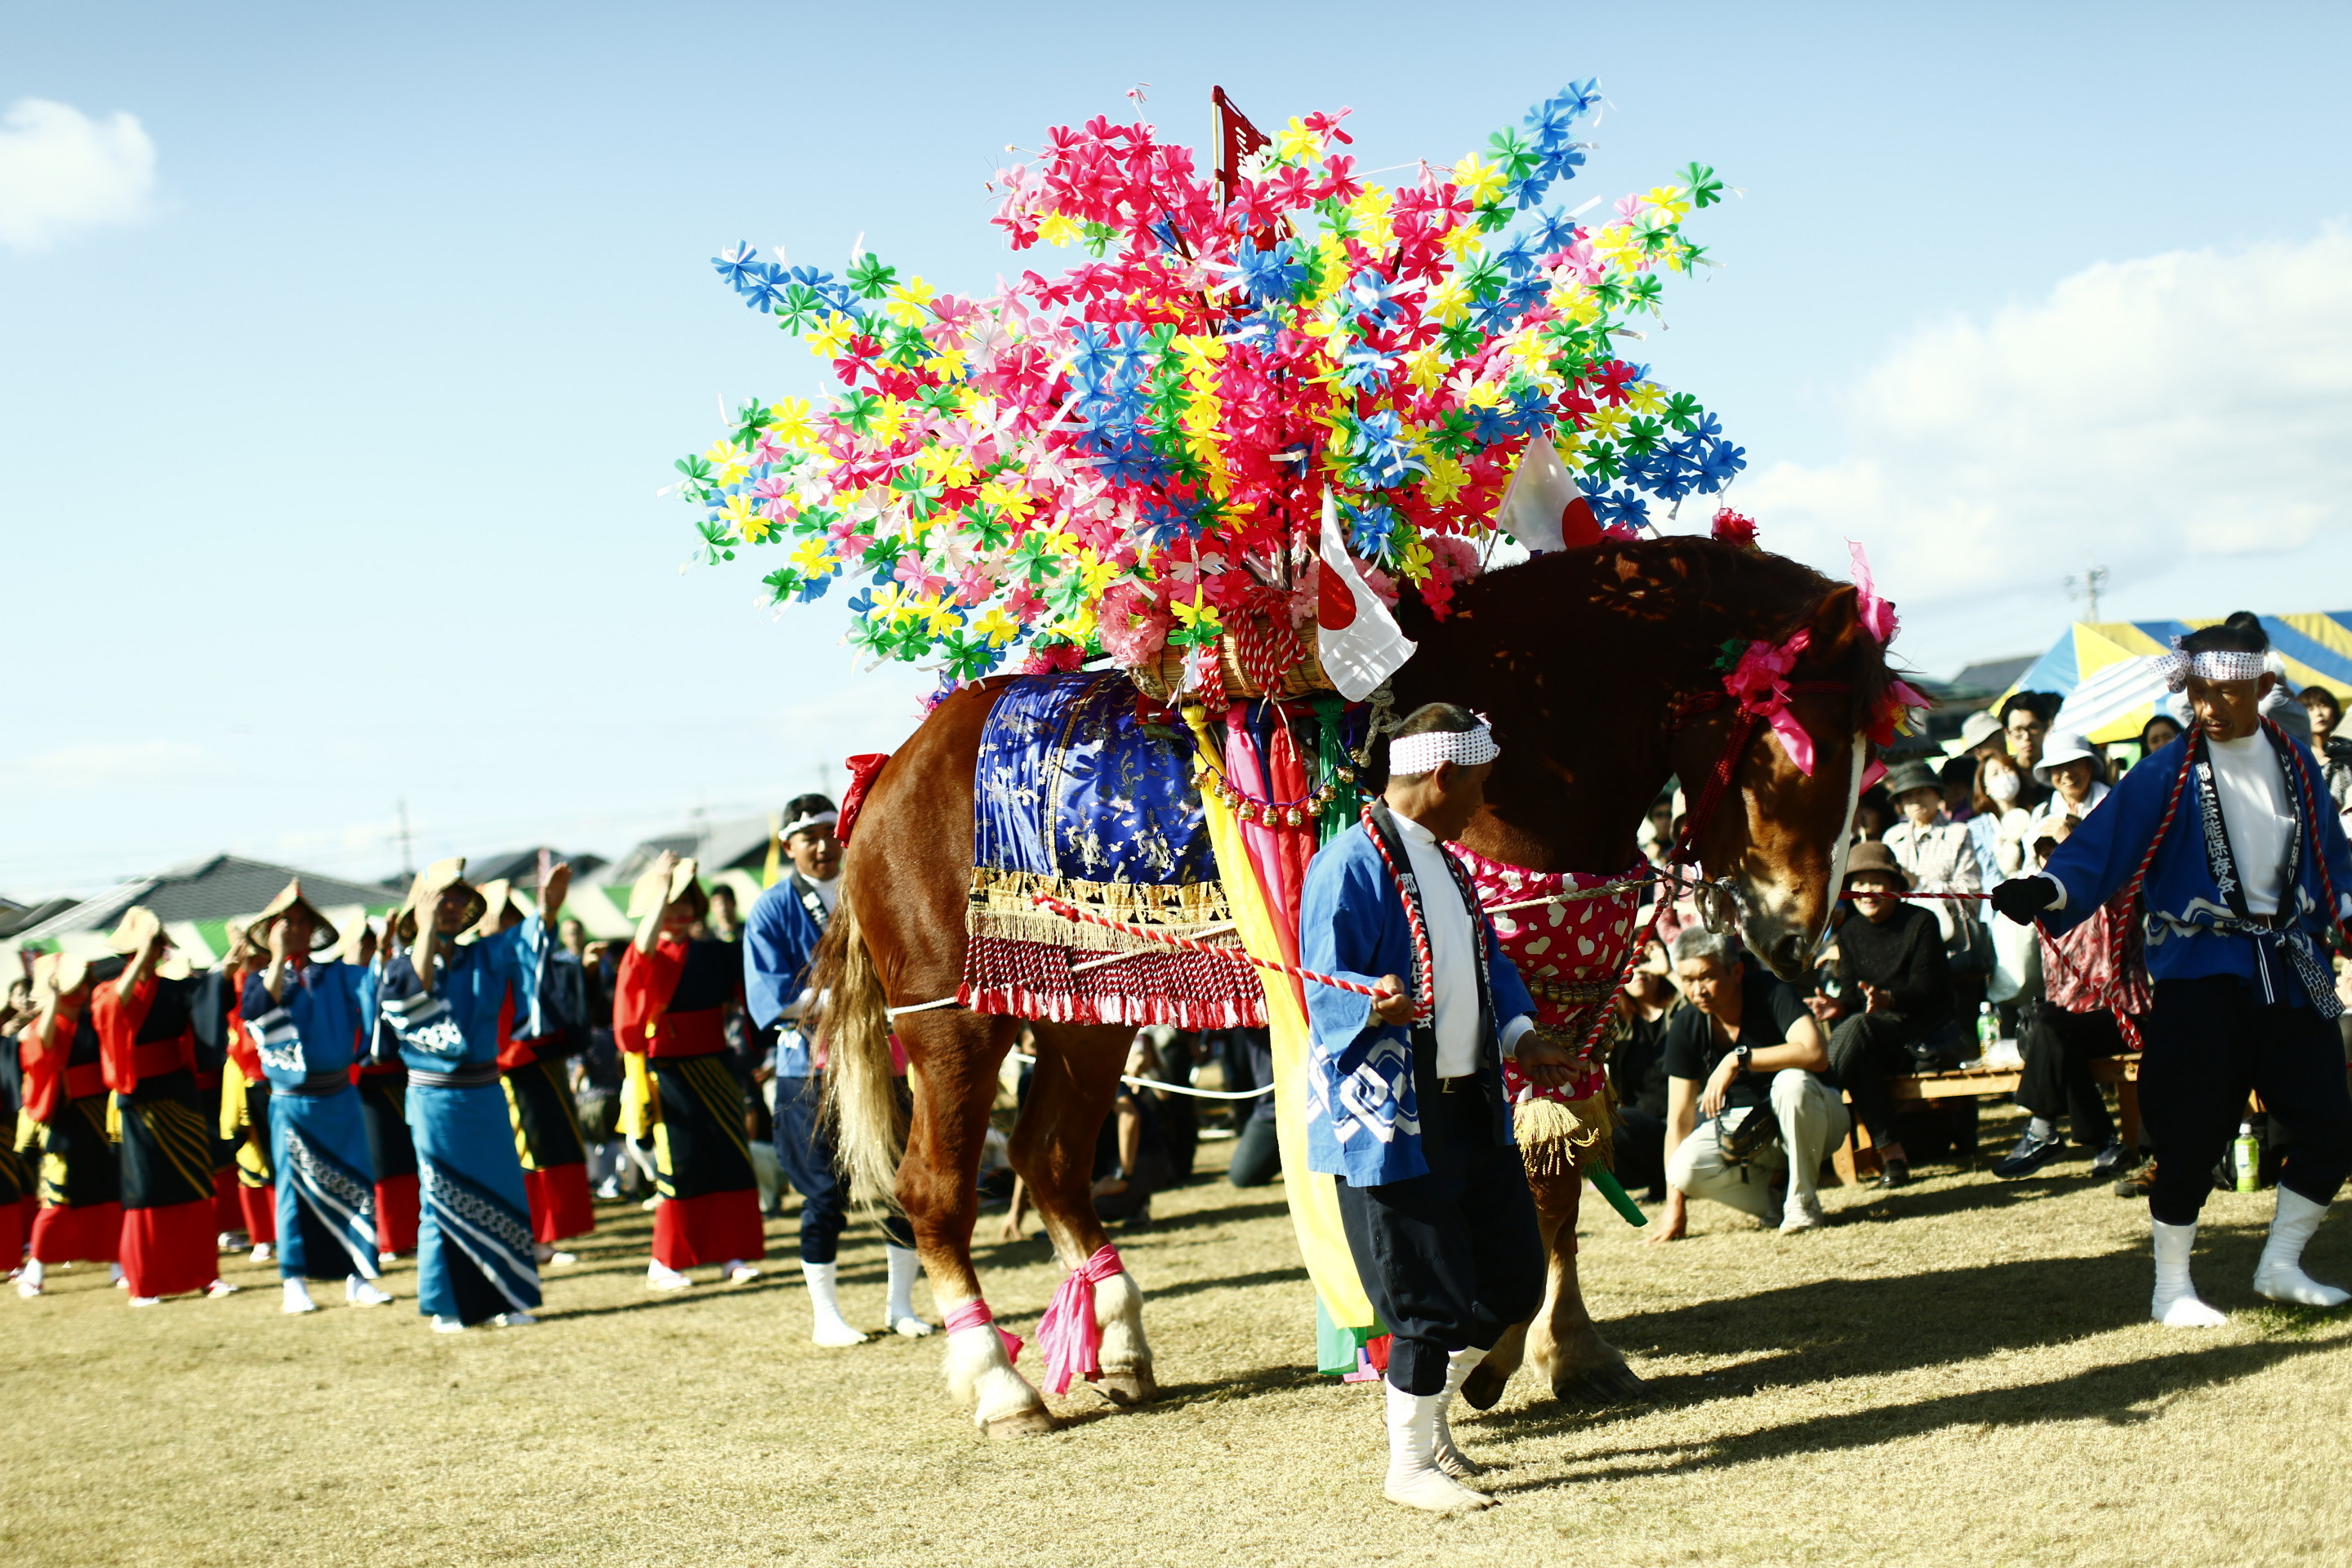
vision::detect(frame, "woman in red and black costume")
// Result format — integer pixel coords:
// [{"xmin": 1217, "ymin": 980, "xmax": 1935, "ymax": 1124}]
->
[
  {"xmin": 16, "ymin": 953, "xmax": 124, "ymax": 1296},
  {"xmin": 475, "ymin": 882, "xmax": 595, "ymax": 1263},
  {"xmin": 617, "ymin": 852, "xmax": 764, "ymax": 1290},
  {"xmin": 91, "ymin": 906, "xmax": 240, "ymax": 1306},
  {"xmin": 187, "ymin": 922, "xmax": 255, "ymax": 1249}
]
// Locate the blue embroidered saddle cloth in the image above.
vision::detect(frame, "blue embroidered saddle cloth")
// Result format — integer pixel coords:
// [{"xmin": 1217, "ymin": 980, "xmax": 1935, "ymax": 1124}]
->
[{"xmin": 962, "ymin": 670, "xmax": 1260, "ymax": 1028}]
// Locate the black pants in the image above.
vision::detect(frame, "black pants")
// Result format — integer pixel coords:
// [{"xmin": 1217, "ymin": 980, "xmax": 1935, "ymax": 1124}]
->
[
  {"xmin": 773, "ymin": 1075, "xmax": 916, "ymax": 1263},
  {"xmin": 2017, "ymin": 1005, "xmax": 2124, "ymax": 1147},
  {"xmin": 1334, "ymin": 1085, "xmax": 1544, "ymax": 1396},
  {"xmin": 1828, "ymin": 1011, "xmax": 1936, "ymax": 1147},
  {"xmin": 1227, "ymin": 1114, "xmax": 1281, "ymax": 1187},
  {"xmin": 1612, "ymin": 1106, "xmax": 1668, "ymax": 1200},
  {"xmin": 2139, "ymin": 977, "xmax": 2352, "ymax": 1226}
]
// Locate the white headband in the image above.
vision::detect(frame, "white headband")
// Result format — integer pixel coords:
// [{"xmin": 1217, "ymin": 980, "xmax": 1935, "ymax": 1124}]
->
[
  {"xmin": 782, "ymin": 809, "xmax": 839, "ymax": 839},
  {"xmin": 2154, "ymin": 639, "xmax": 2266, "ymax": 693},
  {"xmin": 1388, "ymin": 724, "xmax": 1499, "ymax": 776}
]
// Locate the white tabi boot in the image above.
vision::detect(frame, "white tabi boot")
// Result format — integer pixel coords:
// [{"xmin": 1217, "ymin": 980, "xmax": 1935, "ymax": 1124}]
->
[
  {"xmin": 721, "ymin": 1258, "xmax": 761, "ymax": 1284},
  {"xmin": 2252, "ymin": 1188, "xmax": 2350, "ymax": 1307},
  {"xmin": 803, "ymin": 1259, "xmax": 869, "ymax": 1346},
  {"xmin": 2150, "ymin": 1220, "xmax": 2227, "ymax": 1327},
  {"xmin": 282, "ymin": 1278, "xmax": 318, "ymax": 1315},
  {"xmin": 16, "ymin": 1259, "xmax": 45, "ymax": 1298},
  {"xmin": 885, "ymin": 1245, "xmax": 935, "ymax": 1337},
  {"xmin": 645, "ymin": 1260, "xmax": 693, "ymax": 1291},
  {"xmin": 1432, "ymin": 1348, "xmax": 1485, "ymax": 1479},
  {"xmin": 346, "ymin": 1275, "xmax": 394, "ymax": 1307},
  {"xmin": 1383, "ymin": 1379, "xmax": 1492, "ymax": 1512}
]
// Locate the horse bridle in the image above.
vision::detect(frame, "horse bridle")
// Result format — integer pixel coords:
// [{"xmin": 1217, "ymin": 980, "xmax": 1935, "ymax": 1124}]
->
[{"xmin": 1659, "ymin": 679, "xmax": 1857, "ymax": 932}]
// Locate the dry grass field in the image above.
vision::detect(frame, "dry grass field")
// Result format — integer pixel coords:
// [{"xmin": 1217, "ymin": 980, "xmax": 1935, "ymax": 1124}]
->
[{"xmin": 6, "ymin": 1109, "xmax": 2349, "ymax": 1568}]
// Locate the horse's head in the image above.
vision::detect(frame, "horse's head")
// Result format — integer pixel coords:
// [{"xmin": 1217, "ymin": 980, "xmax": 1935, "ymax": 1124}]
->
[{"xmin": 1671, "ymin": 582, "xmax": 1890, "ymax": 981}]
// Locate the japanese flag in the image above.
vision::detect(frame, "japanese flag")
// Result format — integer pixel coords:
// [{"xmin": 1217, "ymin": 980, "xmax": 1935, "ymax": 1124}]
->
[
  {"xmin": 1494, "ymin": 432, "xmax": 1600, "ymax": 552},
  {"xmin": 1316, "ymin": 487, "xmax": 1416, "ymax": 702}
]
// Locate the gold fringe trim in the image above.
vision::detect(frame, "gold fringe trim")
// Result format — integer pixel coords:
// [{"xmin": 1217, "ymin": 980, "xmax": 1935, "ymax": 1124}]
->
[
  {"xmin": 1514, "ymin": 1089, "xmax": 1615, "ymax": 1179},
  {"xmin": 965, "ymin": 868, "xmax": 1240, "ymax": 955}
]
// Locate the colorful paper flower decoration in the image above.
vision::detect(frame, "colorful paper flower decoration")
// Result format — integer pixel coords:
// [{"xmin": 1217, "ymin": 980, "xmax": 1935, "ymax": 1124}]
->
[{"xmin": 676, "ymin": 82, "xmax": 1740, "ymax": 684}]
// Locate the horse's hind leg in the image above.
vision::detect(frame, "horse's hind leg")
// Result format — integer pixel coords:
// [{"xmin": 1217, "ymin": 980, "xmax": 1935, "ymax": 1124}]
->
[
  {"xmin": 896, "ymin": 1009, "xmax": 1053, "ymax": 1439},
  {"xmin": 1015, "ymin": 1021, "xmax": 1156, "ymax": 1407},
  {"xmin": 1523, "ymin": 1170, "xmax": 1648, "ymax": 1405}
]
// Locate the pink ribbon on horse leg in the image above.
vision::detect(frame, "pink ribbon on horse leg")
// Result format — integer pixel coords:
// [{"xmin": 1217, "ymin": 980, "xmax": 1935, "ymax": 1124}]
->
[
  {"xmin": 1036, "ymin": 1244, "xmax": 1125, "ymax": 1394},
  {"xmin": 943, "ymin": 1298, "xmax": 1024, "ymax": 1365}
]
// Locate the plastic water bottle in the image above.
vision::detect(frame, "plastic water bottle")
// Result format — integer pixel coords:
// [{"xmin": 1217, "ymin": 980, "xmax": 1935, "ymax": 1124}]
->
[
  {"xmin": 1976, "ymin": 1002, "xmax": 1999, "ymax": 1061},
  {"xmin": 2234, "ymin": 1122, "xmax": 2261, "ymax": 1192}
]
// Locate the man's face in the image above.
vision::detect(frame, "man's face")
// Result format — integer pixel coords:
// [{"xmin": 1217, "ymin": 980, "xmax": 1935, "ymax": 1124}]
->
[
  {"xmin": 787, "ymin": 825, "xmax": 842, "ymax": 881},
  {"xmin": 2049, "ymin": 757, "xmax": 2097, "ymax": 803},
  {"xmin": 279, "ymin": 907, "xmax": 317, "ymax": 953},
  {"xmin": 434, "ymin": 887, "xmax": 474, "ymax": 934},
  {"xmin": 2185, "ymin": 673, "xmax": 2271, "ymax": 742},
  {"xmin": 1895, "ymin": 786, "xmax": 1941, "ymax": 826},
  {"xmin": 1412, "ymin": 758, "xmax": 1492, "ymax": 841},
  {"xmin": 559, "ymin": 919, "xmax": 586, "ymax": 956},
  {"xmin": 1674, "ymin": 953, "xmax": 1739, "ymax": 1018},
  {"xmin": 2005, "ymin": 711, "xmax": 2047, "ymax": 768},
  {"xmin": 1848, "ymin": 873, "xmax": 1904, "ymax": 923}
]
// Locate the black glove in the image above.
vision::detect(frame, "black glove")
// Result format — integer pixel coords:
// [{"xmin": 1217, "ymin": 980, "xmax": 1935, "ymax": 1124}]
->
[{"xmin": 1990, "ymin": 875, "xmax": 2059, "ymax": 926}]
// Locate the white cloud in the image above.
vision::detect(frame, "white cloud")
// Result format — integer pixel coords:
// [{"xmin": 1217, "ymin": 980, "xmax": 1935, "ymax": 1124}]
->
[
  {"xmin": 4, "ymin": 740, "xmax": 203, "ymax": 788},
  {"xmin": 1734, "ymin": 228, "xmax": 2352, "ymax": 670},
  {"xmin": 0, "ymin": 98, "xmax": 158, "ymax": 252}
]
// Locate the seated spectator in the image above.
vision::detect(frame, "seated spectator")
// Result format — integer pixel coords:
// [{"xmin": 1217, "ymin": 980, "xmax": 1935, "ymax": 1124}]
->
[
  {"xmin": 1091, "ymin": 1035, "xmax": 1175, "ymax": 1225},
  {"xmin": 1937, "ymin": 754, "xmax": 1980, "ymax": 821},
  {"xmin": 1851, "ymin": 786, "xmax": 1893, "ymax": 844},
  {"xmin": 1606, "ymin": 942, "xmax": 1678, "ymax": 1203},
  {"xmin": 2300, "ymin": 685, "xmax": 2352, "ymax": 817},
  {"xmin": 1993, "ymin": 817, "xmax": 2144, "ymax": 1180},
  {"xmin": 2029, "ymin": 731, "xmax": 2109, "ymax": 838},
  {"xmin": 1225, "ymin": 1029, "xmax": 1281, "ymax": 1188},
  {"xmin": 1648, "ymin": 929, "xmax": 1846, "ymax": 1238},
  {"xmin": 2000, "ymin": 693, "xmax": 2060, "ymax": 813},
  {"xmin": 1880, "ymin": 759, "xmax": 1986, "ymax": 1010},
  {"xmin": 2136, "ymin": 711, "xmax": 2183, "ymax": 767},
  {"xmin": 1968, "ymin": 750, "xmax": 2039, "ymax": 1019},
  {"xmin": 1818, "ymin": 842, "xmax": 1956, "ymax": 1189},
  {"xmin": 1944, "ymin": 708, "xmax": 2005, "ymax": 767}
]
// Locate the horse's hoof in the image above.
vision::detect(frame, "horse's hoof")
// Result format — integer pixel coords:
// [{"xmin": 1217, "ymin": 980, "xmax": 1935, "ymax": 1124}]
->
[
  {"xmin": 1551, "ymin": 1360, "xmax": 1651, "ymax": 1407},
  {"xmin": 1459, "ymin": 1361, "xmax": 1511, "ymax": 1411},
  {"xmin": 979, "ymin": 1406, "xmax": 1058, "ymax": 1440},
  {"xmin": 1092, "ymin": 1368, "xmax": 1158, "ymax": 1407}
]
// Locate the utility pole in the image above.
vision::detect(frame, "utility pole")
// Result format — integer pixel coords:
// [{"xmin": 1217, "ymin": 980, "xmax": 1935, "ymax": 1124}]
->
[
  {"xmin": 396, "ymin": 798, "xmax": 414, "ymax": 877},
  {"xmin": 2064, "ymin": 563, "xmax": 2109, "ymax": 624}
]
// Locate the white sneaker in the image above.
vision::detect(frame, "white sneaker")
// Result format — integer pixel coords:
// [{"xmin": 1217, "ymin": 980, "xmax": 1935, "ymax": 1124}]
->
[
  {"xmin": 1780, "ymin": 1195, "xmax": 1827, "ymax": 1233},
  {"xmin": 493, "ymin": 1312, "xmax": 537, "ymax": 1328},
  {"xmin": 207, "ymin": 1280, "xmax": 240, "ymax": 1298},
  {"xmin": 647, "ymin": 1261, "xmax": 694, "ymax": 1291},
  {"xmin": 250, "ymin": 1243, "xmax": 274, "ymax": 1264},
  {"xmin": 346, "ymin": 1277, "xmax": 394, "ymax": 1307},
  {"xmin": 432, "ymin": 1315, "xmax": 469, "ymax": 1334},
  {"xmin": 282, "ymin": 1280, "xmax": 318, "ymax": 1315},
  {"xmin": 723, "ymin": 1261, "xmax": 761, "ymax": 1285},
  {"xmin": 546, "ymin": 1251, "xmax": 577, "ymax": 1267},
  {"xmin": 129, "ymin": 1295, "xmax": 162, "ymax": 1307},
  {"xmin": 378, "ymin": 1250, "xmax": 399, "ymax": 1266}
]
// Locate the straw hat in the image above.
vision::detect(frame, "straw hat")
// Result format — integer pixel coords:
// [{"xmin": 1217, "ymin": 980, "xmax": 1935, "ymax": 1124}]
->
[
  {"xmin": 627, "ymin": 856, "xmax": 706, "ymax": 920},
  {"xmin": 251, "ymin": 879, "xmax": 340, "ymax": 953},
  {"xmin": 1943, "ymin": 710, "xmax": 2003, "ymax": 759},
  {"xmin": 107, "ymin": 904, "xmax": 193, "ymax": 980},
  {"xmin": 398, "ymin": 857, "xmax": 487, "ymax": 944},
  {"xmin": 31, "ymin": 950, "xmax": 91, "ymax": 1000},
  {"xmin": 469, "ymin": 880, "xmax": 532, "ymax": 941},
  {"xmin": 2032, "ymin": 732, "xmax": 2100, "ymax": 787},
  {"xmin": 1842, "ymin": 840, "xmax": 1913, "ymax": 891},
  {"xmin": 332, "ymin": 914, "xmax": 378, "ymax": 965}
]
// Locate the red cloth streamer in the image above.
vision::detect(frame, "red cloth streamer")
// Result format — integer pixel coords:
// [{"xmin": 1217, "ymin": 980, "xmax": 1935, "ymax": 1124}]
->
[
  {"xmin": 1026, "ymin": 894, "xmax": 1394, "ymax": 1007},
  {"xmin": 1036, "ymin": 1243, "xmax": 1125, "ymax": 1394},
  {"xmin": 943, "ymin": 1298, "xmax": 1023, "ymax": 1365},
  {"xmin": 836, "ymin": 753, "xmax": 892, "ymax": 844}
]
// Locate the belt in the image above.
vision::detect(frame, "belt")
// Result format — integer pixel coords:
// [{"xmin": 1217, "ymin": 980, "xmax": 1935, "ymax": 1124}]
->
[
  {"xmin": 1437, "ymin": 1075, "xmax": 1479, "ymax": 1094},
  {"xmin": 409, "ymin": 1063, "xmax": 501, "ymax": 1089},
  {"xmin": 278, "ymin": 1071, "xmax": 352, "ymax": 1098}
]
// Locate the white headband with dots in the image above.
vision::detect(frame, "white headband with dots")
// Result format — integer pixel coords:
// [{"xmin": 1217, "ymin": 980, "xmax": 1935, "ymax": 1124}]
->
[
  {"xmin": 1388, "ymin": 724, "xmax": 1499, "ymax": 775},
  {"xmin": 782, "ymin": 809, "xmax": 839, "ymax": 839},
  {"xmin": 2154, "ymin": 640, "xmax": 2265, "ymax": 693}
]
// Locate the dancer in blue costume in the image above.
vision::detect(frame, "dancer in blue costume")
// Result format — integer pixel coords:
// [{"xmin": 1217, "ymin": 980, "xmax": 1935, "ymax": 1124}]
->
[
  {"xmin": 243, "ymin": 880, "xmax": 394, "ymax": 1316},
  {"xmin": 377, "ymin": 856, "xmax": 568, "ymax": 1332}
]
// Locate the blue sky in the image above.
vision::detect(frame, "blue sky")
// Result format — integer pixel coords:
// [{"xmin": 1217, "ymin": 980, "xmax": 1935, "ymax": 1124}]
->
[{"xmin": 6, "ymin": 2, "xmax": 2349, "ymax": 896}]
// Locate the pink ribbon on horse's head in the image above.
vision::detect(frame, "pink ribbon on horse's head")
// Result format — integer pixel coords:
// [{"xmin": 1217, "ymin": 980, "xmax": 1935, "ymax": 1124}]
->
[
  {"xmin": 1035, "ymin": 1244, "xmax": 1125, "ymax": 1395},
  {"xmin": 1846, "ymin": 539, "xmax": 1898, "ymax": 647},
  {"xmin": 943, "ymin": 1298, "xmax": 1024, "ymax": 1365},
  {"xmin": 1726, "ymin": 630, "xmax": 1820, "ymax": 777}
]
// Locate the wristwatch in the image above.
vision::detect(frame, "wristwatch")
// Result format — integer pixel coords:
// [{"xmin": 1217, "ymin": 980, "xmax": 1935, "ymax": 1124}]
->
[{"xmin": 1733, "ymin": 1045, "xmax": 1753, "ymax": 1074}]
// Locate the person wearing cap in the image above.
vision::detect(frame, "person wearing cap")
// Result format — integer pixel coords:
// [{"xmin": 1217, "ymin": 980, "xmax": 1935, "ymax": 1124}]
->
[
  {"xmin": 15, "ymin": 954, "xmax": 127, "ymax": 1296},
  {"xmin": 243, "ymin": 880, "xmax": 393, "ymax": 1314},
  {"xmin": 746, "ymin": 792, "xmax": 933, "ymax": 1343},
  {"xmin": 1297, "ymin": 702, "xmax": 1582, "ymax": 1514},
  {"xmin": 472, "ymin": 882, "xmax": 596, "ymax": 1265},
  {"xmin": 376, "ymin": 856, "xmax": 569, "ymax": 1331},
  {"xmin": 2028, "ymin": 731, "xmax": 2110, "ymax": 842},
  {"xmin": 617, "ymin": 850, "xmax": 764, "ymax": 1290},
  {"xmin": 1820, "ymin": 840, "xmax": 1955, "ymax": 1189},
  {"xmin": 1993, "ymin": 613, "xmax": 2352, "ymax": 1326},
  {"xmin": 1880, "ymin": 759, "xmax": 1986, "ymax": 1001},
  {"xmin": 89, "ymin": 907, "xmax": 241, "ymax": 1306}
]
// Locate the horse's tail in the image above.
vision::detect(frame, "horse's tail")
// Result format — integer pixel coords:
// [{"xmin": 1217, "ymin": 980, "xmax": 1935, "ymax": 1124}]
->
[{"xmin": 813, "ymin": 898, "xmax": 905, "ymax": 1209}]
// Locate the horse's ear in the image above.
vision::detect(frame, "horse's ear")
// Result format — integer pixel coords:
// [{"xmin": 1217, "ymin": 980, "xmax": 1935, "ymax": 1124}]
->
[{"xmin": 1808, "ymin": 584, "xmax": 1864, "ymax": 663}]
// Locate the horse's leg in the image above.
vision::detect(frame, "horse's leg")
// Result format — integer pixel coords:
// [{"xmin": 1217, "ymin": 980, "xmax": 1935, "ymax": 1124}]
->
[
  {"xmin": 895, "ymin": 1008, "xmax": 1052, "ymax": 1439},
  {"xmin": 1522, "ymin": 1171, "xmax": 1649, "ymax": 1405},
  {"xmin": 1015, "ymin": 1021, "xmax": 1156, "ymax": 1407}
]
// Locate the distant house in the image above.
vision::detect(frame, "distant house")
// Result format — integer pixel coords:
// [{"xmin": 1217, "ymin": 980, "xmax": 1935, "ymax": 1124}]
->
[
  {"xmin": 6, "ymin": 854, "xmax": 407, "ymax": 966},
  {"xmin": 604, "ymin": 815, "xmax": 778, "ymax": 888},
  {"xmin": 466, "ymin": 846, "xmax": 610, "ymax": 888}
]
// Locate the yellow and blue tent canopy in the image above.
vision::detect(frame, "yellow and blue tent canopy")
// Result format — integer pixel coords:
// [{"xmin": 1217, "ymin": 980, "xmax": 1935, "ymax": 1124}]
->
[{"xmin": 2001, "ymin": 612, "xmax": 2352, "ymax": 744}]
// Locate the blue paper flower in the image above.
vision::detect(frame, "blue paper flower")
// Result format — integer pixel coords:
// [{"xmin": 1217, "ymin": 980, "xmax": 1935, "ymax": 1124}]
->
[{"xmin": 712, "ymin": 242, "xmax": 762, "ymax": 294}]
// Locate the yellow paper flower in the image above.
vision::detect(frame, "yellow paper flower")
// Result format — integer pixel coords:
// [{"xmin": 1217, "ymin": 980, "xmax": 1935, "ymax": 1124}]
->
[
  {"xmin": 1036, "ymin": 212, "xmax": 1082, "ymax": 247},
  {"xmin": 1452, "ymin": 152, "xmax": 1506, "ymax": 206},
  {"xmin": 808, "ymin": 312, "xmax": 856, "ymax": 360},
  {"xmin": 766, "ymin": 397, "xmax": 817, "ymax": 446},
  {"xmin": 789, "ymin": 538, "xmax": 832, "ymax": 575},
  {"xmin": 973, "ymin": 607, "xmax": 1020, "ymax": 647},
  {"xmin": 707, "ymin": 440, "xmax": 751, "ymax": 486},
  {"xmin": 883, "ymin": 275, "xmax": 936, "ymax": 326}
]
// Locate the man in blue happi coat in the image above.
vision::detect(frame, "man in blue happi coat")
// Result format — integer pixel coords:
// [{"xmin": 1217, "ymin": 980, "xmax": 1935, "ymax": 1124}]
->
[
  {"xmin": 1299, "ymin": 703, "xmax": 1582, "ymax": 1513},
  {"xmin": 1995, "ymin": 613, "xmax": 2352, "ymax": 1327},
  {"xmin": 243, "ymin": 880, "xmax": 394, "ymax": 1316},
  {"xmin": 746, "ymin": 792, "xmax": 934, "ymax": 1345}
]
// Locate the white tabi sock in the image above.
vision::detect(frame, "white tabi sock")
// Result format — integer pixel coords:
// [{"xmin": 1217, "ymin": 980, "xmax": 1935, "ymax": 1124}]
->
[
  {"xmin": 17, "ymin": 1258, "xmax": 45, "ymax": 1296},
  {"xmin": 346, "ymin": 1275, "xmax": 394, "ymax": 1307},
  {"xmin": 802, "ymin": 1259, "xmax": 869, "ymax": 1347},
  {"xmin": 2151, "ymin": 1220, "xmax": 2227, "ymax": 1327},
  {"xmin": 2253, "ymin": 1188, "xmax": 2350, "ymax": 1307},
  {"xmin": 1382, "ymin": 1379, "xmax": 1491, "ymax": 1512},
  {"xmin": 1432, "ymin": 1348, "xmax": 1484, "ymax": 1478},
  {"xmin": 885, "ymin": 1245, "xmax": 934, "ymax": 1336},
  {"xmin": 109, "ymin": 1263, "xmax": 126, "ymax": 1287},
  {"xmin": 282, "ymin": 1278, "xmax": 318, "ymax": 1315}
]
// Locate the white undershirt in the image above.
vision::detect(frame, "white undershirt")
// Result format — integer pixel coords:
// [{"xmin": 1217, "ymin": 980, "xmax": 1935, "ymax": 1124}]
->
[
  {"xmin": 809, "ymin": 873, "xmax": 840, "ymax": 914},
  {"xmin": 1388, "ymin": 811, "xmax": 1535, "ymax": 1076},
  {"xmin": 2207, "ymin": 734, "xmax": 2293, "ymax": 916}
]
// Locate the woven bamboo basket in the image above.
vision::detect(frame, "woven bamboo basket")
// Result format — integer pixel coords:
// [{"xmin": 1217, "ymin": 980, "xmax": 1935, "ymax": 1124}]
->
[{"xmin": 1127, "ymin": 621, "xmax": 1333, "ymax": 702}]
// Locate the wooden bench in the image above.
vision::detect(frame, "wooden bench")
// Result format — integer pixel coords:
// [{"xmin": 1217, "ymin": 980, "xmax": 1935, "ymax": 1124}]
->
[{"xmin": 1829, "ymin": 1054, "xmax": 2142, "ymax": 1184}]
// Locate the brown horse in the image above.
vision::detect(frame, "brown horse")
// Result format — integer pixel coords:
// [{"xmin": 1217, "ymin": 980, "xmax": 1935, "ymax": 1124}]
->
[{"xmin": 816, "ymin": 536, "xmax": 1896, "ymax": 1436}]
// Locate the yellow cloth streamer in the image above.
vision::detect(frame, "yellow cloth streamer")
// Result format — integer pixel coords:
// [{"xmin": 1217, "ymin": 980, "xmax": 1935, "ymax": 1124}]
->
[{"xmin": 1180, "ymin": 705, "xmax": 1375, "ymax": 1331}]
